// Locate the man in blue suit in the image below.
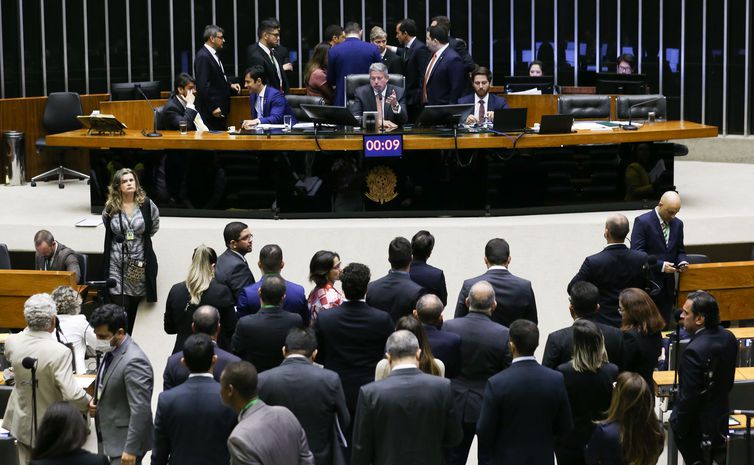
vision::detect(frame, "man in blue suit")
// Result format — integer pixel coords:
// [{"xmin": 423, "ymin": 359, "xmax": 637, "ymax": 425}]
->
[
  {"xmin": 241, "ymin": 65, "xmax": 297, "ymax": 128},
  {"xmin": 477, "ymin": 319, "xmax": 573, "ymax": 465},
  {"xmin": 236, "ymin": 244, "xmax": 309, "ymax": 325},
  {"xmin": 366, "ymin": 237, "xmax": 426, "ymax": 322},
  {"xmin": 152, "ymin": 333, "xmax": 237, "ymax": 465},
  {"xmin": 409, "ymin": 230, "xmax": 448, "ymax": 306},
  {"xmin": 630, "ymin": 191, "xmax": 688, "ymax": 324},
  {"xmin": 413, "ymin": 294, "xmax": 462, "ymax": 379},
  {"xmin": 327, "ymin": 22, "xmax": 382, "ymax": 107},
  {"xmin": 422, "ymin": 25, "xmax": 466, "ymax": 106},
  {"xmin": 458, "ymin": 67, "xmax": 509, "ymax": 126}
]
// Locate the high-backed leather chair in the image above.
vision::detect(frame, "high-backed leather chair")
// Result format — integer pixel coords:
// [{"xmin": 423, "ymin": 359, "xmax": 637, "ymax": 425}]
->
[
  {"xmin": 285, "ymin": 95, "xmax": 325, "ymax": 122},
  {"xmin": 0, "ymin": 243, "xmax": 10, "ymax": 269},
  {"xmin": 74, "ymin": 252, "xmax": 88, "ymax": 284},
  {"xmin": 344, "ymin": 74, "xmax": 405, "ymax": 109},
  {"xmin": 615, "ymin": 94, "xmax": 667, "ymax": 120},
  {"xmin": 557, "ymin": 95, "xmax": 611, "ymax": 119}
]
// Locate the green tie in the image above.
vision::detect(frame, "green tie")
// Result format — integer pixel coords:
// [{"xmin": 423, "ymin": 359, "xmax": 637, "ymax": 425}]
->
[{"xmin": 662, "ymin": 221, "xmax": 669, "ymax": 245}]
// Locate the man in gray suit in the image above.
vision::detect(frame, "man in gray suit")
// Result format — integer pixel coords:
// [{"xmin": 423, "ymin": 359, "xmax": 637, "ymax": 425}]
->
[
  {"xmin": 88, "ymin": 304, "xmax": 154, "ymax": 465},
  {"xmin": 33, "ymin": 229, "xmax": 81, "ymax": 282},
  {"xmin": 259, "ymin": 328, "xmax": 350, "ymax": 465},
  {"xmin": 220, "ymin": 361, "xmax": 315, "ymax": 465},
  {"xmin": 3, "ymin": 293, "xmax": 91, "ymax": 464}
]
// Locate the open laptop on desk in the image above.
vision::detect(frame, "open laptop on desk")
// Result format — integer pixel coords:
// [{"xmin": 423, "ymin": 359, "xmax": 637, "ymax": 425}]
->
[
  {"xmin": 538, "ymin": 115, "xmax": 575, "ymax": 134},
  {"xmin": 492, "ymin": 108, "xmax": 528, "ymax": 133}
]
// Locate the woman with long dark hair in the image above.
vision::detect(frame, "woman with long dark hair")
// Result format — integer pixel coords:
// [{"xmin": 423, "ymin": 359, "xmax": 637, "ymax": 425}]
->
[
  {"xmin": 307, "ymin": 250, "xmax": 343, "ymax": 324},
  {"xmin": 619, "ymin": 287, "xmax": 665, "ymax": 388},
  {"xmin": 30, "ymin": 401, "xmax": 108, "ymax": 464},
  {"xmin": 305, "ymin": 43, "xmax": 334, "ymax": 103},
  {"xmin": 375, "ymin": 315, "xmax": 444, "ymax": 379}
]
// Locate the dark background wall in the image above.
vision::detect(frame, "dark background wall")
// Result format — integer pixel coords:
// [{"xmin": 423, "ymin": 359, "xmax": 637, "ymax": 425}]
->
[{"xmin": 1, "ymin": 0, "xmax": 752, "ymax": 134}]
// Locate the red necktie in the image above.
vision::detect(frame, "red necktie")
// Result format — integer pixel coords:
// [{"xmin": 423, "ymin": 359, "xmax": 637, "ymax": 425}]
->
[
  {"xmin": 422, "ymin": 53, "xmax": 438, "ymax": 104},
  {"xmin": 478, "ymin": 99, "xmax": 486, "ymax": 123}
]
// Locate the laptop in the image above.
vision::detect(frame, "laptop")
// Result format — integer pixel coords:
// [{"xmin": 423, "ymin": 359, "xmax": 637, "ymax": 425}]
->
[
  {"xmin": 492, "ymin": 108, "xmax": 528, "ymax": 132},
  {"xmin": 538, "ymin": 114, "xmax": 575, "ymax": 134}
]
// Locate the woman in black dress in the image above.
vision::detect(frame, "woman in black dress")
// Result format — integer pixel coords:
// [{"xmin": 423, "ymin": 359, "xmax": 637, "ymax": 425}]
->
[
  {"xmin": 619, "ymin": 287, "xmax": 665, "ymax": 389},
  {"xmin": 30, "ymin": 401, "xmax": 109, "ymax": 465}
]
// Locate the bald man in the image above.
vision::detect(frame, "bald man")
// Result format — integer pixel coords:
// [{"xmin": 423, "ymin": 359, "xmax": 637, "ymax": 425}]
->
[
  {"xmin": 630, "ymin": 191, "xmax": 688, "ymax": 324},
  {"xmin": 567, "ymin": 214, "xmax": 648, "ymax": 327}
]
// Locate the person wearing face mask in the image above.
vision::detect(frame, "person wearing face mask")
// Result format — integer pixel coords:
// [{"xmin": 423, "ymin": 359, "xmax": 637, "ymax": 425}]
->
[
  {"xmin": 88, "ymin": 304, "xmax": 154, "ymax": 465},
  {"xmin": 161, "ymin": 73, "xmax": 209, "ymax": 132}
]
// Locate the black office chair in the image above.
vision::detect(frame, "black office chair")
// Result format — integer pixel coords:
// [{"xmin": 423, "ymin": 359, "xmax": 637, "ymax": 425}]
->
[
  {"xmin": 344, "ymin": 74, "xmax": 406, "ymax": 109},
  {"xmin": 0, "ymin": 243, "xmax": 10, "ymax": 269},
  {"xmin": 0, "ymin": 437, "xmax": 19, "ymax": 465},
  {"xmin": 0, "ymin": 385, "xmax": 12, "ymax": 414},
  {"xmin": 153, "ymin": 105, "xmax": 165, "ymax": 131},
  {"xmin": 615, "ymin": 94, "xmax": 667, "ymax": 120},
  {"xmin": 686, "ymin": 254, "xmax": 711, "ymax": 264},
  {"xmin": 74, "ymin": 252, "xmax": 88, "ymax": 285},
  {"xmin": 31, "ymin": 92, "xmax": 90, "ymax": 188},
  {"xmin": 557, "ymin": 95, "xmax": 611, "ymax": 119},
  {"xmin": 285, "ymin": 95, "xmax": 325, "ymax": 122}
]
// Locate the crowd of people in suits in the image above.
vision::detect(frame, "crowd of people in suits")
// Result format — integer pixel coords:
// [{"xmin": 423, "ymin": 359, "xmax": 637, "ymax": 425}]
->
[{"xmin": 5, "ymin": 189, "xmax": 740, "ymax": 465}]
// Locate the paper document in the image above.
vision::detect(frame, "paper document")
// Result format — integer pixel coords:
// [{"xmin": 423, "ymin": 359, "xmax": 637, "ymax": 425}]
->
[
  {"xmin": 507, "ymin": 88, "xmax": 542, "ymax": 95},
  {"xmin": 76, "ymin": 217, "xmax": 103, "ymax": 227},
  {"xmin": 572, "ymin": 122, "xmax": 615, "ymax": 131}
]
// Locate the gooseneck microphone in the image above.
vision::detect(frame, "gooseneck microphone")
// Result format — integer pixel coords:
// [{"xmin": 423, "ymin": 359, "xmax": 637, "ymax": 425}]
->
[
  {"xmin": 643, "ymin": 255, "xmax": 658, "ymax": 294},
  {"xmin": 22, "ymin": 356, "xmax": 39, "ymax": 442},
  {"xmin": 135, "ymin": 83, "xmax": 163, "ymax": 138},
  {"xmin": 621, "ymin": 96, "xmax": 664, "ymax": 131},
  {"xmin": 85, "ymin": 278, "xmax": 118, "ymax": 289},
  {"xmin": 22, "ymin": 357, "xmax": 38, "ymax": 369}
]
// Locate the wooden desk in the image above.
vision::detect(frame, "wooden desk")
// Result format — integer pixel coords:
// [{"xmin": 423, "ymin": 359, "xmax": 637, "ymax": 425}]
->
[
  {"xmin": 0, "ymin": 270, "xmax": 78, "ymax": 328},
  {"xmin": 663, "ymin": 327, "xmax": 754, "ymax": 340},
  {"xmin": 677, "ymin": 261, "xmax": 754, "ymax": 321},
  {"xmin": 654, "ymin": 369, "xmax": 749, "ymax": 396}
]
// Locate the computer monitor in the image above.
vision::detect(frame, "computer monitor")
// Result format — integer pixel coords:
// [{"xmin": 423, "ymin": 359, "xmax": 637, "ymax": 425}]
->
[
  {"xmin": 415, "ymin": 104, "xmax": 474, "ymax": 127},
  {"xmin": 595, "ymin": 73, "xmax": 648, "ymax": 95},
  {"xmin": 503, "ymin": 76, "xmax": 555, "ymax": 94},
  {"xmin": 110, "ymin": 81, "xmax": 161, "ymax": 101},
  {"xmin": 300, "ymin": 104, "xmax": 360, "ymax": 127}
]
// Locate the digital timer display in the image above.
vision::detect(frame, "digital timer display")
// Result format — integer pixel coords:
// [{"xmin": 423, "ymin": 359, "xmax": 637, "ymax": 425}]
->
[{"xmin": 363, "ymin": 134, "xmax": 403, "ymax": 158}]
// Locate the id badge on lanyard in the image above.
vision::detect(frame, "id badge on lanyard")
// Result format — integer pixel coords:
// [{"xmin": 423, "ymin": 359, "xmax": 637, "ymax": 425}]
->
[{"xmin": 126, "ymin": 228, "xmax": 135, "ymax": 241}]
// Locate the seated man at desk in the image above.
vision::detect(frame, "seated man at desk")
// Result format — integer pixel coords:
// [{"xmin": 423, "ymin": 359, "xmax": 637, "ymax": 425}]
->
[
  {"xmin": 34, "ymin": 229, "xmax": 81, "ymax": 282},
  {"xmin": 162, "ymin": 72, "xmax": 209, "ymax": 131},
  {"xmin": 458, "ymin": 66, "xmax": 508, "ymax": 125},
  {"xmin": 241, "ymin": 65, "xmax": 297, "ymax": 129},
  {"xmin": 349, "ymin": 62, "xmax": 407, "ymax": 130}
]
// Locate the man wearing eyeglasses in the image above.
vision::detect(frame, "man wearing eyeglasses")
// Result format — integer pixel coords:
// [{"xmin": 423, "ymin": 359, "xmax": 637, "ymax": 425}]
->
[
  {"xmin": 194, "ymin": 25, "xmax": 241, "ymax": 131},
  {"xmin": 246, "ymin": 17, "xmax": 290, "ymax": 93}
]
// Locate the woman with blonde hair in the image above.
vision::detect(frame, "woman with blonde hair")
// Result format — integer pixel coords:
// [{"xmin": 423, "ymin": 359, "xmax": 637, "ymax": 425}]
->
[
  {"xmin": 164, "ymin": 245, "xmax": 236, "ymax": 353},
  {"xmin": 101, "ymin": 167, "xmax": 159, "ymax": 334},
  {"xmin": 619, "ymin": 287, "xmax": 665, "ymax": 388},
  {"xmin": 50, "ymin": 285, "xmax": 97, "ymax": 374},
  {"xmin": 375, "ymin": 316, "xmax": 444, "ymax": 380},
  {"xmin": 585, "ymin": 371, "xmax": 665, "ymax": 465}
]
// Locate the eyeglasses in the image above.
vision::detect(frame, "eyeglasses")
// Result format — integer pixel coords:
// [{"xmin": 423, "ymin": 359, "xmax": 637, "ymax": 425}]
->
[{"xmin": 266, "ymin": 32, "xmax": 280, "ymax": 37}]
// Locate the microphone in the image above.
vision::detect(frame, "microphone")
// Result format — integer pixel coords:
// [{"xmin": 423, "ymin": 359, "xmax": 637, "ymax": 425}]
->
[
  {"xmin": 22, "ymin": 357, "xmax": 38, "ymax": 370},
  {"xmin": 135, "ymin": 83, "xmax": 163, "ymax": 138},
  {"xmin": 114, "ymin": 234, "xmax": 125, "ymax": 243},
  {"xmin": 733, "ymin": 410, "xmax": 754, "ymax": 417},
  {"xmin": 85, "ymin": 278, "xmax": 118, "ymax": 289},
  {"xmin": 673, "ymin": 308, "xmax": 684, "ymax": 322},
  {"xmin": 644, "ymin": 255, "xmax": 658, "ymax": 269},
  {"xmin": 621, "ymin": 96, "xmax": 664, "ymax": 131}
]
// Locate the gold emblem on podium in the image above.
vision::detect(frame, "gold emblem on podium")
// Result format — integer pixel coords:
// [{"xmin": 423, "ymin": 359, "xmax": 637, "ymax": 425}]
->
[{"xmin": 365, "ymin": 166, "xmax": 398, "ymax": 204}]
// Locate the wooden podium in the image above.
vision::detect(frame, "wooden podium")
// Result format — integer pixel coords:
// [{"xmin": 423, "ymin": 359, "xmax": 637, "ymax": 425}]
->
[
  {"xmin": 676, "ymin": 261, "xmax": 754, "ymax": 321},
  {"xmin": 0, "ymin": 270, "xmax": 78, "ymax": 328}
]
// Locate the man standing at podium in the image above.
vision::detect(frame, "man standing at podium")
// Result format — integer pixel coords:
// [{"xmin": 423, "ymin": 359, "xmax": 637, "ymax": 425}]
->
[{"xmin": 194, "ymin": 25, "xmax": 241, "ymax": 131}]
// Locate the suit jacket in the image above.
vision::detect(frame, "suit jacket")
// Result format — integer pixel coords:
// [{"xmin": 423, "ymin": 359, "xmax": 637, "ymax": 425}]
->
[
  {"xmin": 396, "ymin": 38, "xmax": 432, "ymax": 107},
  {"xmin": 259, "ymin": 357, "xmax": 350, "ymax": 465},
  {"xmin": 152, "ymin": 376, "xmax": 237, "ymax": 465},
  {"xmin": 249, "ymin": 85, "xmax": 298, "ymax": 125},
  {"xmin": 423, "ymin": 324, "xmax": 462, "ymax": 379},
  {"xmin": 381, "ymin": 49, "xmax": 403, "ymax": 75},
  {"xmin": 162, "ymin": 344, "xmax": 240, "ymax": 391},
  {"xmin": 164, "ymin": 280, "xmax": 237, "ymax": 353},
  {"xmin": 97, "ymin": 336, "xmax": 154, "ymax": 458},
  {"xmin": 161, "ymin": 94, "xmax": 199, "ymax": 131},
  {"xmin": 327, "ymin": 38, "xmax": 382, "ymax": 106},
  {"xmin": 669, "ymin": 327, "xmax": 737, "ymax": 454},
  {"xmin": 584, "ymin": 422, "xmax": 625, "ymax": 465},
  {"xmin": 409, "ymin": 259, "xmax": 448, "ymax": 306},
  {"xmin": 477, "ymin": 359, "xmax": 574, "ymax": 465},
  {"xmin": 29, "ymin": 450, "xmax": 109, "ymax": 465},
  {"xmin": 194, "ymin": 45, "xmax": 232, "ymax": 130},
  {"xmin": 457, "ymin": 92, "xmax": 510, "ymax": 118},
  {"xmin": 366, "ymin": 270, "xmax": 426, "ymax": 322},
  {"xmin": 442, "ymin": 312, "xmax": 511, "ymax": 423},
  {"xmin": 231, "ymin": 307, "xmax": 303, "ymax": 372},
  {"xmin": 455, "ymin": 267, "xmax": 538, "ymax": 327},
  {"xmin": 568, "ymin": 244, "xmax": 648, "ymax": 327},
  {"xmin": 228, "ymin": 400, "xmax": 315, "ymax": 465},
  {"xmin": 237, "ymin": 274, "xmax": 310, "ymax": 325},
  {"xmin": 349, "ymin": 84, "xmax": 407, "ymax": 126},
  {"xmin": 622, "ymin": 329, "xmax": 662, "ymax": 389},
  {"xmin": 314, "ymin": 300, "xmax": 394, "ymax": 415},
  {"xmin": 246, "ymin": 43, "xmax": 290, "ymax": 92},
  {"xmin": 449, "ymin": 36, "xmax": 476, "ymax": 74},
  {"xmin": 34, "ymin": 242, "xmax": 80, "ymax": 283},
  {"xmin": 215, "ymin": 248, "xmax": 255, "ymax": 301},
  {"xmin": 542, "ymin": 314, "xmax": 625, "ymax": 370},
  {"xmin": 2, "ymin": 329, "xmax": 90, "ymax": 447},
  {"xmin": 351, "ymin": 367, "xmax": 463, "ymax": 465},
  {"xmin": 424, "ymin": 46, "xmax": 465, "ymax": 105}
]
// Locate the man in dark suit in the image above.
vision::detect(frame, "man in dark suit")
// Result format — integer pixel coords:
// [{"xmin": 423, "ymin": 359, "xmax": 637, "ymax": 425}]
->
[
  {"xmin": 430, "ymin": 16, "xmax": 476, "ymax": 75},
  {"xmin": 245, "ymin": 17, "xmax": 289, "ymax": 93},
  {"xmin": 241, "ymin": 65, "xmax": 297, "ymax": 128},
  {"xmin": 670, "ymin": 291, "xmax": 737, "ymax": 465},
  {"xmin": 152, "ymin": 334, "xmax": 236, "ymax": 465},
  {"xmin": 422, "ymin": 25, "xmax": 465, "ymax": 105},
  {"xmin": 351, "ymin": 330, "xmax": 463, "ymax": 465},
  {"xmin": 323, "ymin": 24, "xmax": 345, "ymax": 47},
  {"xmin": 231, "ymin": 275, "xmax": 303, "ymax": 372},
  {"xmin": 443, "ymin": 281, "xmax": 511, "ymax": 465},
  {"xmin": 568, "ymin": 214, "xmax": 649, "ymax": 327},
  {"xmin": 193, "ymin": 25, "xmax": 240, "ymax": 130},
  {"xmin": 215, "ymin": 222, "xmax": 255, "ymax": 301},
  {"xmin": 160, "ymin": 73, "xmax": 209, "ymax": 131},
  {"xmin": 370, "ymin": 26, "xmax": 403, "ymax": 75},
  {"xmin": 393, "ymin": 18, "xmax": 431, "ymax": 118},
  {"xmin": 542, "ymin": 281, "xmax": 625, "ymax": 370},
  {"xmin": 409, "ymin": 229, "xmax": 448, "ymax": 306},
  {"xmin": 327, "ymin": 22, "xmax": 382, "ymax": 106},
  {"xmin": 349, "ymin": 62, "xmax": 407, "ymax": 129},
  {"xmin": 477, "ymin": 320, "xmax": 573, "ymax": 465},
  {"xmin": 236, "ymin": 244, "xmax": 309, "ymax": 324},
  {"xmin": 413, "ymin": 294, "xmax": 462, "ymax": 379},
  {"xmin": 455, "ymin": 238, "xmax": 537, "ymax": 327},
  {"xmin": 259, "ymin": 328, "xmax": 350, "ymax": 465},
  {"xmin": 33, "ymin": 229, "xmax": 81, "ymax": 282},
  {"xmin": 163, "ymin": 305, "xmax": 240, "ymax": 390},
  {"xmin": 366, "ymin": 237, "xmax": 426, "ymax": 322},
  {"xmin": 457, "ymin": 67, "xmax": 509, "ymax": 126},
  {"xmin": 630, "ymin": 191, "xmax": 689, "ymax": 324},
  {"xmin": 314, "ymin": 263, "xmax": 394, "ymax": 439}
]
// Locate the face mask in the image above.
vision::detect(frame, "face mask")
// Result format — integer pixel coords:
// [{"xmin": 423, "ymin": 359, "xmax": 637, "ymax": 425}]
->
[{"xmin": 96, "ymin": 337, "xmax": 116, "ymax": 353}]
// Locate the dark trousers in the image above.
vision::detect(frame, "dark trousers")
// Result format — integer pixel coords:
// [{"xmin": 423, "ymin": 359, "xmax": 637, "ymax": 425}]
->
[
  {"xmin": 446, "ymin": 422, "xmax": 490, "ymax": 465},
  {"xmin": 108, "ymin": 293, "xmax": 143, "ymax": 335}
]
